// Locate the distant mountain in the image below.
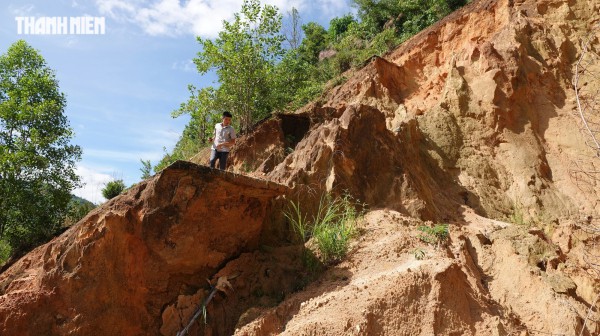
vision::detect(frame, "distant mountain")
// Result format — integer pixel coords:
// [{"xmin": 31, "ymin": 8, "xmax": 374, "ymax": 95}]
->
[
  {"xmin": 70, "ymin": 195, "xmax": 96, "ymax": 207},
  {"xmin": 65, "ymin": 195, "xmax": 96, "ymax": 228}
]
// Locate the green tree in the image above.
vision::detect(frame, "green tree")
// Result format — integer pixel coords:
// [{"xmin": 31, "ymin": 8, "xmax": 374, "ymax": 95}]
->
[
  {"xmin": 298, "ymin": 22, "xmax": 328, "ymax": 64},
  {"xmin": 352, "ymin": 0, "xmax": 399, "ymax": 36},
  {"xmin": 328, "ymin": 14, "xmax": 357, "ymax": 42},
  {"xmin": 140, "ymin": 159, "xmax": 153, "ymax": 179},
  {"xmin": 170, "ymin": 85, "xmax": 220, "ymax": 148},
  {"xmin": 0, "ymin": 40, "xmax": 82, "ymax": 254},
  {"xmin": 193, "ymin": 0, "xmax": 285, "ymax": 133},
  {"xmin": 353, "ymin": 0, "xmax": 467, "ymax": 39},
  {"xmin": 157, "ymin": 93, "xmax": 221, "ymax": 172},
  {"xmin": 102, "ymin": 179, "xmax": 125, "ymax": 200},
  {"xmin": 272, "ymin": 50, "xmax": 318, "ymax": 109}
]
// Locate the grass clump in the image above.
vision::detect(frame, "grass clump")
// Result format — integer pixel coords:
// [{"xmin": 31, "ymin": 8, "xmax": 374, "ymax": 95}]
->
[
  {"xmin": 509, "ymin": 202, "xmax": 527, "ymax": 226},
  {"xmin": 285, "ymin": 193, "xmax": 363, "ymax": 264},
  {"xmin": 417, "ymin": 223, "xmax": 449, "ymax": 248},
  {"xmin": 285, "ymin": 199, "xmax": 312, "ymax": 244}
]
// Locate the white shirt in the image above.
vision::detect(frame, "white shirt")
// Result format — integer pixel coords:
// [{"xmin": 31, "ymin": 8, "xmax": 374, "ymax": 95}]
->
[{"xmin": 212, "ymin": 123, "xmax": 236, "ymax": 152}]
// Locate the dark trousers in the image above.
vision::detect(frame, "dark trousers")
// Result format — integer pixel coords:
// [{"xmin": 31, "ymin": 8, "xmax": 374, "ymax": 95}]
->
[{"xmin": 209, "ymin": 150, "xmax": 229, "ymax": 170}]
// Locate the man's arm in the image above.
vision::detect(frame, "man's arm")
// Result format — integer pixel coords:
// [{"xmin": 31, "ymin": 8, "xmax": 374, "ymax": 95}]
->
[
  {"xmin": 217, "ymin": 138, "xmax": 235, "ymax": 150},
  {"xmin": 217, "ymin": 128, "xmax": 236, "ymax": 149},
  {"xmin": 222, "ymin": 138, "xmax": 236, "ymax": 146}
]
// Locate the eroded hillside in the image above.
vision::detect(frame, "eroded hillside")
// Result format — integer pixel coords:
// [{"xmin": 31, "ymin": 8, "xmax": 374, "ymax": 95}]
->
[
  {"xmin": 1, "ymin": 0, "xmax": 600, "ymax": 335},
  {"xmin": 226, "ymin": 0, "xmax": 600, "ymax": 333},
  {"xmin": 0, "ymin": 162, "xmax": 295, "ymax": 335},
  {"xmin": 230, "ymin": 0, "xmax": 600, "ymax": 222},
  {"xmin": 235, "ymin": 208, "xmax": 596, "ymax": 335}
]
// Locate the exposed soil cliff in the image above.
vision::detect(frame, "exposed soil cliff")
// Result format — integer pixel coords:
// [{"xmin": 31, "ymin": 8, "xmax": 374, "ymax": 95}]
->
[
  {"xmin": 0, "ymin": 162, "xmax": 293, "ymax": 335},
  {"xmin": 2, "ymin": 0, "xmax": 600, "ymax": 335},
  {"xmin": 229, "ymin": 0, "xmax": 600, "ymax": 222},
  {"xmin": 227, "ymin": 0, "xmax": 600, "ymax": 333}
]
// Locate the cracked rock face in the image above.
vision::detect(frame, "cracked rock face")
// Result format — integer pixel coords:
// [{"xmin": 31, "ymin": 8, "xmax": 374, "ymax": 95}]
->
[
  {"xmin": 0, "ymin": 161, "xmax": 287, "ymax": 336},
  {"xmin": 2, "ymin": 0, "xmax": 600, "ymax": 335},
  {"xmin": 228, "ymin": 0, "xmax": 600, "ymax": 223}
]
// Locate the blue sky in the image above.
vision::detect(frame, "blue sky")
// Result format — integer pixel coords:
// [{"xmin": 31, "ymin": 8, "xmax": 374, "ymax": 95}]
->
[{"xmin": 0, "ymin": 0, "xmax": 353, "ymax": 203}]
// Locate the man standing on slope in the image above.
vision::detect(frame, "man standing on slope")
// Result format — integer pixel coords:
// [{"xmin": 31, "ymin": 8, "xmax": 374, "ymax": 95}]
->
[{"xmin": 209, "ymin": 111, "xmax": 236, "ymax": 170}]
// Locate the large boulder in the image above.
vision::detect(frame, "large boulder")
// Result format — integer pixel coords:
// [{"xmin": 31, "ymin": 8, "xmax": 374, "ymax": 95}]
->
[{"xmin": 0, "ymin": 161, "xmax": 287, "ymax": 335}]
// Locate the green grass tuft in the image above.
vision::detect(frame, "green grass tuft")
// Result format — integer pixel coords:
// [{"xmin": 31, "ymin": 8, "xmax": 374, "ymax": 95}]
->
[
  {"xmin": 284, "ymin": 192, "xmax": 364, "ymax": 264},
  {"xmin": 417, "ymin": 224, "xmax": 449, "ymax": 247}
]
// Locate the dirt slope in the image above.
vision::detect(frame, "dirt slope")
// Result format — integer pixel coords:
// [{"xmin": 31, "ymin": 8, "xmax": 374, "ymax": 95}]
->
[
  {"xmin": 235, "ymin": 209, "xmax": 597, "ymax": 335},
  {"xmin": 230, "ymin": 0, "xmax": 600, "ymax": 222},
  {"xmin": 1, "ymin": 0, "xmax": 600, "ymax": 334},
  {"xmin": 224, "ymin": 0, "xmax": 600, "ymax": 333}
]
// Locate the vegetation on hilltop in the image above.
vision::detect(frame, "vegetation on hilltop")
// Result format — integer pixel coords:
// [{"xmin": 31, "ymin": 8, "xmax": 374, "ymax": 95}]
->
[
  {"xmin": 101, "ymin": 179, "xmax": 126, "ymax": 200},
  {"xmin": 156, "ymin": 0, "xmax": 468, "ymax": 171}
]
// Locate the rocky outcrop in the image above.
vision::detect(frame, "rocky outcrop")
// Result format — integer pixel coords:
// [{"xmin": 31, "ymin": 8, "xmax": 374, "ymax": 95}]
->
[
  {"xmin": 229, "ymin": 0, "xmax": 600, "ymax": 223},
  {"xmin": 0, "ymin": 161, "xmax": 289, "ymax": 335},
  {"xmin": 2, "ymin": 0, "xmax": 600, "ymax": 335},
  {"xmin": 223, "ymin": 0, "xmax": 600, "ymax": 332}
]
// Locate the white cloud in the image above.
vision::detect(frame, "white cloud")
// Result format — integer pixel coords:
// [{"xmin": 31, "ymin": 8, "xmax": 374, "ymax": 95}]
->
[
  {"xmin": 95, "ymin": 0, "xmax": 138, "ymax": 20},
  {"xmin": 94, "ymin": 0, "xmax": 349, "ymax": 37},
  {"xmin": 73, "ymin": 165, "xmax": 113, "ymax": 204},
  {"xmin": 172, "ymin": 59, "xmax": 195, "ymax": 72},
  {"xmin": 317, "ymin": 0, "xmax": 349, "ymax": 16}
]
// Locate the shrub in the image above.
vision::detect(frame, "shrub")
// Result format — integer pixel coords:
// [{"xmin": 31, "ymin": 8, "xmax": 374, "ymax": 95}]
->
[
  {"xmin": 285, "ymin": 193, "xmax": 364, "ymax": 264},
  {"xmin": 290, "ymin": 81, "xmax": 324, "ymax": 109},
  {"xmin": 509, "ymin": 201, "xmax": 527, "ymax": 226},
  {"xmin": 370, "ymin": 28, "xmax": 401, "ymax": 55},
  {"xmin": 417, "ymin": 223, "xmax": 449, "ymax": 247},
  {"xmin": 331, "ymin": 49, "xmax": 355, "ymax": 73},
  {"xmin": 102, "ymin": 180, "xmax": 126, "ymax": 200}
]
